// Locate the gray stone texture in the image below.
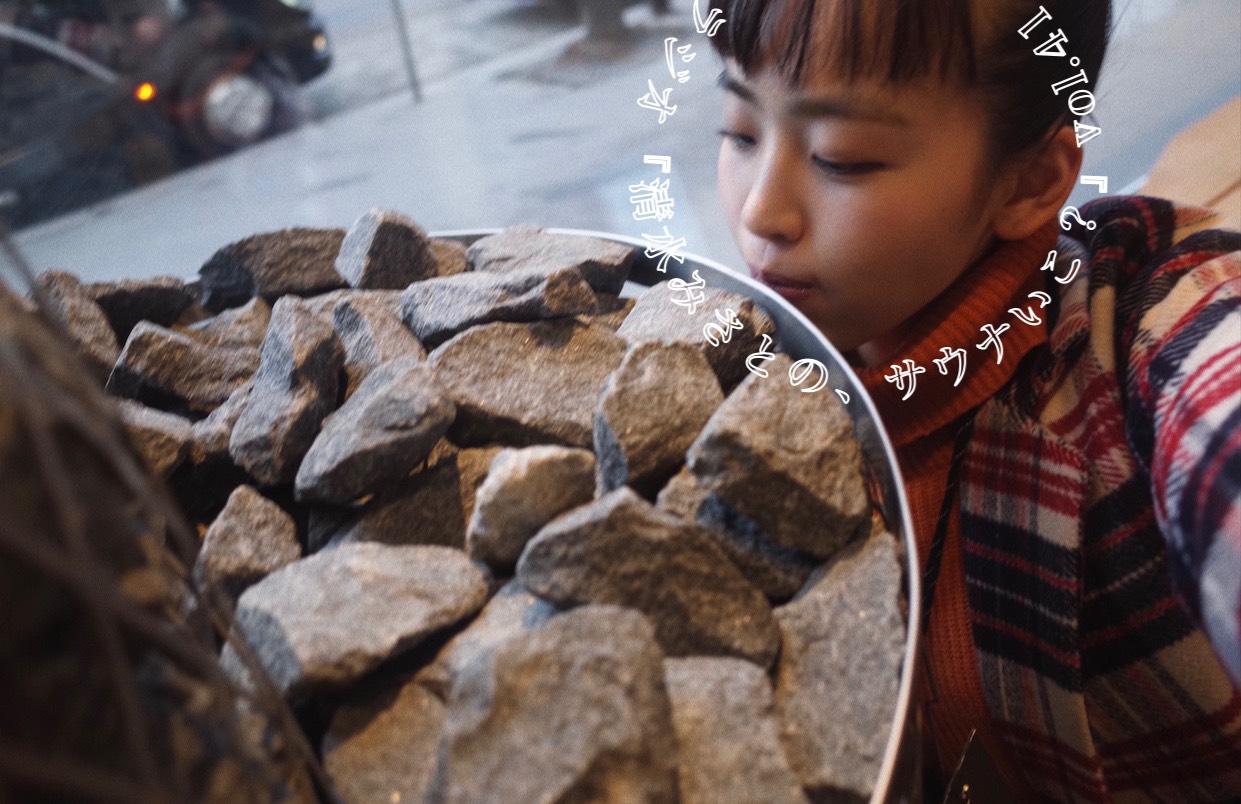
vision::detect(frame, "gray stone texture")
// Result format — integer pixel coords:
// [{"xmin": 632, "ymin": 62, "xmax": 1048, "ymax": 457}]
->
[
  {"xmin": 430, "ymin": 319, "xmax": 628, "ymax": 449},
  {"xmin": 687, "ymin": 355, "xmax": 869, "ymax": 560},
  {"xmin": 35, "ymin": 270, "xmax": 120, "ymax": 381},
  {"xmin": 86, "ymin": 275, "xmax": 196, "ymax": 342},
  {"xmin": 295, "ymin": 358, "xmax": 455, "ymax": 505},
  {"xmin": 517, "ymin": 488, "xmax": 780, "ymax": 667},
  {"xmin": 416, "ymin": 580, "xmax": 558, "ymax": 698},
  {"xmin": 400, "ymin": 266, "xmax": 597, "ymax": 347},
  {"xmin": 335, "ymin": 208, "xmax": 439, "ymax": 290},
  {"xmin": 429, "ymin": 238, "xmax": 470, "ymax": 278},
  {"xmin": 427, "ymin": 605, "xmax": 678, "ymax": 804},
  {"xmin": 579, "ymin": 294, "xmax": 635, "ymax": 331},
  {"xmin": 323, "ymin": 677, "xmax": 446, "ymax": 804},
  {"xmin": 331, "ymin": 295, "xmax": 426, "ymax": 398},
  {"xmin": 116, "ymin": 399, "xmax": 192, "ymax": 479},
  {"xmin": 314, "ymin": 443, "xmax": 502, "ymax": 552},
  {"xmin": 657, "ymin": 469, "xmax": 818, "ymax": 601},
  {"xmin": 107, "ymin": 321, "xmax": 259, "ymax": 415},
  {"xmin": 229, "ymin": 297, "xmax": 345, "ymax": 486},
  {"xmin": 198, "ymin": 227, "xmax": 347, "ymax": 311},
  {"xmin": 221, "ymin": 543, "xmax": 489, "ymax": 696},
  {"xmin": 466, "ymin": 225, "xmax": 635, "ymax": 295},
  {"xmin": 664, "ymin": 657, "xmax": 808, "ymax": 804},
  {"xmin": 774, "ymin": 529, "xmax": 906, "ymax": 803},
  {"xmin": 192, "ymin": 485, "xmax": 300, "ymax": 602},
  {"xmin": 617, "ymin": 281, "xmax": 778, "ymax": 391},
  {"xmin": 181, "ymin": 297, "xmax": 272, "ymax": 352},
  {"xmin": 595, "ymin": 341, "xmax": 723, "ymax": 496},
  {"xmin": 465, "ymin": 445, "xmax": 596, "ymax": 573}
]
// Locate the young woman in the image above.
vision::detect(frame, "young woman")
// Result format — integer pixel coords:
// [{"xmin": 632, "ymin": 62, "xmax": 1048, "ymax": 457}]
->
[{"xmin": 708, "ymin": 0, "xmax": 1241, "ymax": 799}]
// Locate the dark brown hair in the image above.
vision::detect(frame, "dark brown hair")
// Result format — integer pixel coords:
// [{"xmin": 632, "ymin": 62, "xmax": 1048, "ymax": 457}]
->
[{"xmin": 709, "ymin": 0, "xmax": 1113, "ymax": 163}]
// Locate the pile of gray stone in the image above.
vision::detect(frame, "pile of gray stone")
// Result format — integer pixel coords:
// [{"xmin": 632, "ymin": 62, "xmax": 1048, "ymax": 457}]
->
[{"xmin": 43, "ymin": 210, "xmax": 907, "ymax": 803}]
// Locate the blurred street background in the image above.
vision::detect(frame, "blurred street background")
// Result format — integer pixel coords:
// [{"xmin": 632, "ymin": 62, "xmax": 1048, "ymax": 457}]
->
[{"xmin": 5, "ymin": 0, "xmax": 1240, "ymax": 281}]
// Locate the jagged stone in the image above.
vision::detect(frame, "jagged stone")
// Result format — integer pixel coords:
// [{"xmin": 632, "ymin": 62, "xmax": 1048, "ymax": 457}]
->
[
  {"xmin": 221, "ymin": 543, "xmax": 489, "ymax": 696},
  {"xmin": 430, "ymin": 238, "xmax": 470, "ymax": 278},
  {"xmin": 192, "ymin": 485, "xmax": 300, "ymax": 603},
  {"xmin": 664, "ymin": 657, "xmax": 808, "ymax": 804},
  {"xmin": 400, "ymin": 267, "xmax": 597, "ymax": 347},
  {"xmin": 466, "ymin": 225, "xmax": 634, "ymax": 295},
  {"xmin": 416, "ymin": 580, "xmax": 558, "ymax": 698},
  {"xmin": 517, "ymin": 488, "xmax": 780, "ymax": 667},
  {"xmin": 34, "ymin": 270, "xmax": 119, "ymax": 381},
  {"xmin": 595, "ymin": 341, "xmax": 722, "ymax": 496},
  {"xmin": 687, "ymin": 354, "xmax": 868, "ymax": 560},
  {"xmin": 323, "ymin": 677, "xmax": 446, "ymax": 804},
  {"xmin": 87, "ymin": 276, "xmax": 196, "ymax": 341},
  {"xmin": 295, "ymin": 359, "xmax": 455, "ymax": 505},
  {"xmin": 198, "ymin": 227, "xmax": 347, "ymax": 311},
  {"xmin": 465, "ymin": 446, "xmax": 596, "ymax": 573},
  {"xmin": 428, "ymin": 605, "xmax": 678, "ymax": 804},
  {"xmin": 775, "ymin": 529, "xmax": 906, "ymax": 803},
  {"xmin": 579, "ymin": 294, "xmax": 634, "ymax": 331},
  {"xmin": 315, "ymin": 444, "xmax": 502, "ymax": 552},
  {"xmin": 229, "ymin": 297, "xmax": 344, "ymax": 485},
  {"xmin": 617, "ymin": 281, "xmax": 778, "ymax": 390},
  {"xmin": 331, "ymin": 295, "xmax": 426, "ymax": 398},
  {"xmin": 107, "ymin": 322, "xmax": 259, "ymax": 415},
  {"xmin": 430, "ymin": 320, "xmax": 627, "ymax": 449},
  {"xmin": 181, "ymin": 297, "xmax": 272, "ymax": 352},
  {"xmin": 335, "ymin": 208, "xmax": 438, "ymax": 290},
  {"xmin": 116, "ymin": 399, "xmax": 192, "ymax": 478}
]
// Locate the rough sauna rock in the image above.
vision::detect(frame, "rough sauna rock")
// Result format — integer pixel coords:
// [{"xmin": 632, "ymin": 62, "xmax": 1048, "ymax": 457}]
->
[
  {"xmin": 775, "ymin": 529, "xmax": 905, "ymax": 803},
  {"xmin": 35, "ymin": 270, "xmax": 119, "ymax": 380},
  {"xmin": 580, "ymin": 294, "xmax": 634, "ymax": 331},
  {"xmin": 595, "ymin": 342, "xmax": 722, "ymax": 496},
  {"xmin": 657, "ymin": 469, "xmax": 816, "ymax": 600},
  {"xmin": 617, "ymin": 281, "xmax": 778, "ymax": 390},
  {"xmin": 87, "ymin": 276, "xmax": 196, "ymax": 341},
  {"xmin": 193, "ymin": 485, "xmax": 300, "ymax": 602},
  {"xmin": 430, "ymin": 320, "xmax": 628, "ymax": 448},
  {"xmin": 108, "ymin": 322, "xmax": 259, "ymax": 415},
  {"xmin": 198, "ymin": 227, "xmax": 347, "ymax": 311},
  {"xmin": 221, "ymin": 543, "xmax": 489, "ymax": 696},
  {"xmin": 466, "ymin": 225, "xmax": 635, "ymax": 295},
  {"xmin": 687, "ymin": 354, "xmax": 868, "ymax": 560},
  {"xmin": 428, "ymin": 605, "xmax": 678, "ymax": 804},
  {"xmin": 188, "ymin": 380, "xmax": 253, "ymax": 464},
  {"xmin": 296, "ymin": 359, "xmax": 455, "ymax": 505},
  {"xmin": 400, "ymin": 267, "xmax": 597, "ymax": 347},
  {"xmin": 430, "ymin": 238, "xmax": 470, "ymax": 277},
  {"xmin": 116, "ymin": 399, "xmax": 192, "ymax": 478},
  {"xmin": 229, "ymin": 297, "xmax": 344, "ymax": 486},
  {"xmin": 465, "ymin": 446, "xmax": 596, "ymax": 573},
  {"xmin": 664, "ymin": 657, "xmax": 808, "ymax": 804},
  {"xmin": 517, "ymin": 488, "xmax": 780, "ymax": 667},
  {"xmin": 335, "ymin": 208, "xmax": 438, "ymax": 290},
  {"xmin": 323, "ymin": 677, "xmax": 446, "ymax": 804},
  {"xmin": 416, "ymin": 580, "xmax": 557, "ymax": 698},
  {"xmin": 332, "ymin": 295, "xmax": 426, "ymax": 397},
  {"xmin": 314, "ymin": 445, "xmax": 501, "ymax": 552},
  {"xmin": 181, "ymin": 297, "xmax": 271, "ymax": 352},
  {"xmin": 301, "ymin": 288, "xmax": 403, "ymax": 321}
]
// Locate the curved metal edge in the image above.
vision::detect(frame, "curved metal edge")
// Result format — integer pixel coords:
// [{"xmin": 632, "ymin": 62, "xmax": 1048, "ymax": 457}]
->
[{"xmin": 431, "ymin": 227, "xmax": 923, "ymax": 804}]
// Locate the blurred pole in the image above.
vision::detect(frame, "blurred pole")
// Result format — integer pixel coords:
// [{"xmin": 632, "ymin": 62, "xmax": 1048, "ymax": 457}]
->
[{"xmin": 389, "ymin": 0, "xmax": 423, "ymax": 103}]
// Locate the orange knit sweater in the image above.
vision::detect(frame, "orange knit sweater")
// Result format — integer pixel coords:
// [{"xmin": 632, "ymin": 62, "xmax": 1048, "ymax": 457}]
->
[{"xmin": 853, "ymin": 221, "xmax": 1059, "ymax": 796}]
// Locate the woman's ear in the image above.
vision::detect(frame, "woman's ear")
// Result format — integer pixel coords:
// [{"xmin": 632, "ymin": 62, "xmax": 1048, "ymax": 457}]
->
[{"xmin": 992, "ymin": 126, "xmax": 1084, "ymax": 241}]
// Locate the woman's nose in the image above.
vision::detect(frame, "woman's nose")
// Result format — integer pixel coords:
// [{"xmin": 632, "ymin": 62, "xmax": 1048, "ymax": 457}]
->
[{"xmin": 741, "ymin": 149, "xmax": 806, "ymax": 246}]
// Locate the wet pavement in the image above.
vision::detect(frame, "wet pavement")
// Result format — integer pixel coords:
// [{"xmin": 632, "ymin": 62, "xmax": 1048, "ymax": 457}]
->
[{"xmin": 11, "ymin": 0, "xmax": 1239, "ymax": 283}]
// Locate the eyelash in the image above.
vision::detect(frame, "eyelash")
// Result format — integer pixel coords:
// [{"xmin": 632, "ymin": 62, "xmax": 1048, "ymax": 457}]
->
[{"xmin": 716, "ymin": 129, "xmax": 884, "ymax": 177}]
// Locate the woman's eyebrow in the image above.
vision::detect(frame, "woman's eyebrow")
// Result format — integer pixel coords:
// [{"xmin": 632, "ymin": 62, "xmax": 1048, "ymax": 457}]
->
[{"xmin": 717, "ymin": 70, "xmax": 909, "ymax": 127}]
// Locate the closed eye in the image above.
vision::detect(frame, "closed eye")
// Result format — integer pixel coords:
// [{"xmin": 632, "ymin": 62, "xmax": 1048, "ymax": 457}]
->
[
  {"xmin": 812, "ymin": 156, "xmax": 885, "ymax": 177},
  {"xmin": 717, "ymin": 128, "xmax": 756, "ymax": 151}
]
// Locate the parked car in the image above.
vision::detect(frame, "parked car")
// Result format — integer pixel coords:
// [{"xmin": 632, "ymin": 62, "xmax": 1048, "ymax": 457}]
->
[{"xmin": 0, "ymin": 0, "xmax": 332, "ymax": 228}]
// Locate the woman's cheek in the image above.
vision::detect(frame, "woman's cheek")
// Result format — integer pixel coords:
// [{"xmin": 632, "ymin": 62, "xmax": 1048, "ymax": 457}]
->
[{"xmin": 717, "ymin": 144, "xmax": 748, "ymax": 231}]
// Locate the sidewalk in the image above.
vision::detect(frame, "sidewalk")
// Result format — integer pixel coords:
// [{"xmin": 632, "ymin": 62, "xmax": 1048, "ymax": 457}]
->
[{"xmin": 12, "ymin": 0, "xmax": 1240, "ymax": 282}]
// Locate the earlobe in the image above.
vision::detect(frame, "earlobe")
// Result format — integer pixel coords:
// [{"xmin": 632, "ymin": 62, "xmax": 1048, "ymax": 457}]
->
[{"xmin": 992, "ymin": 126, "xmax": 1084, "ymax": 240}]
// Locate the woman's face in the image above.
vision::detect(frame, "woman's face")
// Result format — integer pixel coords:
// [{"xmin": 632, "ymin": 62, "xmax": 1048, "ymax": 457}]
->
[{"xmin": 717, "ymin": 62, "xmax": 1008, "ymax": 364}]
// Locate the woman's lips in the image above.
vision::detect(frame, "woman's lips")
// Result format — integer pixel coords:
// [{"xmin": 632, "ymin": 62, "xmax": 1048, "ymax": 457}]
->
[{"xmin": 751, "ymin": 267, "xmax": 816, "ymax": 302}]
